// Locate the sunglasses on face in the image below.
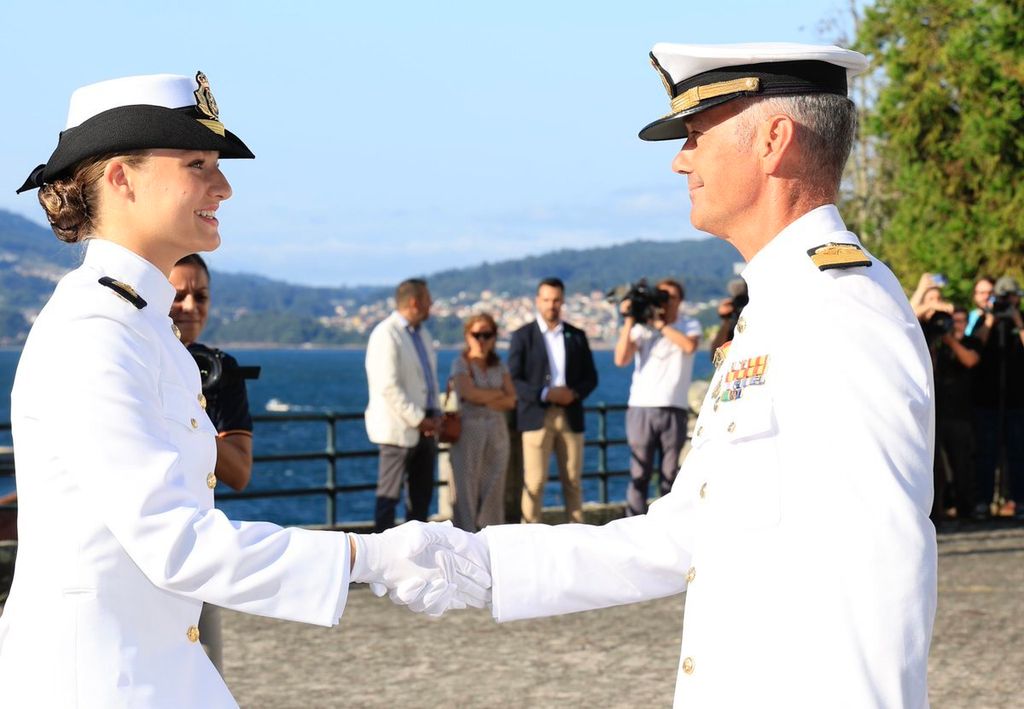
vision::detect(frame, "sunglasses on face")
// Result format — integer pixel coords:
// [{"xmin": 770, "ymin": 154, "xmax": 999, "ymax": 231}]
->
[{"xmin": 470, "ymin": 331, "xmax": 496, "ymax": 341}]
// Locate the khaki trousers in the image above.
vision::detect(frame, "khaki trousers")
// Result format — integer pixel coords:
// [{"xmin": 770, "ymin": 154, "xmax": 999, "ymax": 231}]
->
[{"xmin": 521, "ymin": 406, "xmax": 584, "ymax": 523}]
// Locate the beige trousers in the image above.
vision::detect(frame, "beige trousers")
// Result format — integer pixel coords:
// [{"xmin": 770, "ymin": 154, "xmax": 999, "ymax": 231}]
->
[{"xmin": 520, "ymin": 406, "xmax": 584, "ymax": 523}]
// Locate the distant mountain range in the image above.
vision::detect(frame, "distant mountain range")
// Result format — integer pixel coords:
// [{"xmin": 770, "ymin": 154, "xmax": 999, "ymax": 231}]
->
[{"xmin": 0, "ymin": 208, "xmax": 740, "ymax": 345}]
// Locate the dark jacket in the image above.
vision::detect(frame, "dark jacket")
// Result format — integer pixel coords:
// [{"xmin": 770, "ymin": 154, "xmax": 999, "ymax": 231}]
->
[{"xmin": 507, "ymin": 319, "xmax": 598, "ymax": 432}]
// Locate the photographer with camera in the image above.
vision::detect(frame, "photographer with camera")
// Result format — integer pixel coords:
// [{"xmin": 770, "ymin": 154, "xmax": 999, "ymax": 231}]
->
[
  {"xmin": 709, "ymin": 278, "xmax": 749, "ymax": 352},
  {"xmin": 169, "ymin": 253, "xmax": 256, "ymax": 674},
  {"xmin": 614, "ymin": 278, "xmax": 702, "ymax": 516},
  {"xmin": 970, "ymin": 276, "xmax": 1024, "ymax": 519}
]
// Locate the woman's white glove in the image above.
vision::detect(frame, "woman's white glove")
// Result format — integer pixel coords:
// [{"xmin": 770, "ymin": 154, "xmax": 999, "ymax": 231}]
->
[{"xmin": 349, "ymin": 521, "xmax": 491, "ymax": 617}]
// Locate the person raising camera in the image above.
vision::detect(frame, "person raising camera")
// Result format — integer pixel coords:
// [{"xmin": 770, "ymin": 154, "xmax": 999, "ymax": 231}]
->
[
  {"xmin": 613, "ymin": 278, "xmax": 702, "ymax": 515},
  {"xmin": 970, "ymin": 276, "xmax": 1024, "ymax": 519}
]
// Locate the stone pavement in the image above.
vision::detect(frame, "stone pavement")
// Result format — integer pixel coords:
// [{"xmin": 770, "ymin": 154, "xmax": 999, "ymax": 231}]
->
[{"xmin": 218, "ymin": 522, "xmax": 1024, "ymax": 708}]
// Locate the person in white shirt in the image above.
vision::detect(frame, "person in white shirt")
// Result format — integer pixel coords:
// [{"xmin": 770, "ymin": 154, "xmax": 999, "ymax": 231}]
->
[
  {"xmin": 409, "ymin": 42, "xmax": 938, "ymax": 708},
  {"xmin": 613, "ymin": 278, "xmax": 702, "ymax": 515},
  {"xmin": 507, "ymin": 278, "xmax": 598, "ymax": 523}
]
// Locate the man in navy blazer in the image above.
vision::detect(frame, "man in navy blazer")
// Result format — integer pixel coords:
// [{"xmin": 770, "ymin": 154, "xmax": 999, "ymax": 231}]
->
[{"xmin": 508, "ymin": 278, "xmax": 598, "ymax": 523}]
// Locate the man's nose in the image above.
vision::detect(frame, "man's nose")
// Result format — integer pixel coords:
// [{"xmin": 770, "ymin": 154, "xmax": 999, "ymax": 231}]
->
[{"xmin": 672, "ymin": 148, "xmax": 691, "ymax": 175}]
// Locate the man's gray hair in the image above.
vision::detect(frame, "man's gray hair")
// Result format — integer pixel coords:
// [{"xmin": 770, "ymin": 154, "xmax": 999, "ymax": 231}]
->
[{"xmin": 735, "ymin": 93, "xmax": 857, "ymax": 192}]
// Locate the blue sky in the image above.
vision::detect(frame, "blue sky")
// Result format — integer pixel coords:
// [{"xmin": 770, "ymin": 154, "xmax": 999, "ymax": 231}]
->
[{"xmin": 0, "ymin": 1, "xmax": 855, "ymax": 286}]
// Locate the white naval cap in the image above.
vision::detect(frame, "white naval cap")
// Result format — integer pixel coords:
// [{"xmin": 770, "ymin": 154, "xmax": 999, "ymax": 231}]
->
[
  {"xmin": 640, "ymin": 42, "xmax": 869, "ymax": 141},
  {"xmin": 18, "ymin": 71, "xmax": 253, "ymax": 194}
]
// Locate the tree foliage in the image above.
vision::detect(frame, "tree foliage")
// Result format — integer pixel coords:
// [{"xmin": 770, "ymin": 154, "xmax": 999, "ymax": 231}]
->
[{"xmin": 852, "ymin": 0, "xmax": 1024, "ymax": 302}]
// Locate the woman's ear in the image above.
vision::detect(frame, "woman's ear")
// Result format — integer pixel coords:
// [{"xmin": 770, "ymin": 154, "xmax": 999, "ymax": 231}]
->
[{"xmin": 102, "ymin": 158, "xmax": 136, "ymax": 201}]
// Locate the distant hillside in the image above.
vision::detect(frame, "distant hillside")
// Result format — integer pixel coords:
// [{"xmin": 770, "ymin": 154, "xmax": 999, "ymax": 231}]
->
[
  {"xmin": 426, "ymin": 238, "xmax": 739, "ymax": 300},
  {"xmin": 0, "ymin": 208, "xmax": 739, "ymax": 345}
]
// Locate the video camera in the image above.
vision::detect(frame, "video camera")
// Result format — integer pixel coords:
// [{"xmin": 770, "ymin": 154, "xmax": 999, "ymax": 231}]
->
[
  {"xmin": 922, "ymin": 311, "xmax": 954, "ymax": 342},
  {"xmin": 606, "ymin": 279, "xmax": 670, "ymax": 325},
  {"xmin": 188, "ymin": 343, "xmax": 261, "ymax": 392}
]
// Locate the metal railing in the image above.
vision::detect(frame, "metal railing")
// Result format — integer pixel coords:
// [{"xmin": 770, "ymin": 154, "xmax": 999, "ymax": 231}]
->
[{"xmin": 0, "ymin": 405, "xmax": 631, "ymax": 527}]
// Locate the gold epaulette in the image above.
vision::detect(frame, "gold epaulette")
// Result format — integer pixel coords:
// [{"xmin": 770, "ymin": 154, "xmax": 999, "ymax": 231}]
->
[{"xmin": 807, "ymin": 243, "xmax": 872, "ymax": 271}]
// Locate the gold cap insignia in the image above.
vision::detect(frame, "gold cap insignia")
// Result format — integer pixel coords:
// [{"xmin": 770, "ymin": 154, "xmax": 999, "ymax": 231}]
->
[
  {"xmin": 194, "ymin": 71, "xmax": 226, "ymax": 137},
  {"xmin": 807, "ymin": 242, "xmax": 872, "ymax": 271}
]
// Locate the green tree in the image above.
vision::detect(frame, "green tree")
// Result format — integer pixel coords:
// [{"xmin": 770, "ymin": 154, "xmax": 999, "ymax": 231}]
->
[{"xmin": 854, "ymin": 0, "xmax": 1024, "ymax": 302}]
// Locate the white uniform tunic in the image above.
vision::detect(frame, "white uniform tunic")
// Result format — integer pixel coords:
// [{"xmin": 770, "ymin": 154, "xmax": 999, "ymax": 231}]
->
[
  {"xmin": 486, "ymin": 206, "xmax": 937, "ymax": 708},
  {"xmin": 0, "ymin": 239, "xmax": 349, "ymax": 708}
]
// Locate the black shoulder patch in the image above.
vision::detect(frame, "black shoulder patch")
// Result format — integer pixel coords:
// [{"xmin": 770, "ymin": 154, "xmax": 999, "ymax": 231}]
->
[
  {"xmin": 807, "ymin": 242, "xmax": 872, "ymax": 271},
  {"xmin": 98, "ymin": 277, "xmax": 147, "ymax": 309}
]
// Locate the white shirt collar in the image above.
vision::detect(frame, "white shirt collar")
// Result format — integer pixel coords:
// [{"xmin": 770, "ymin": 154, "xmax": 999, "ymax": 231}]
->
[
  {"xmin": 536, "ymin": 315, "xmax": 564, "ymax": 335},
  {"xmin": 740, "ymin": 204, "xmax": 856, "ymax": 298},
  {"xmin": 82, "ymin": 238, "xmax": 176, "ymax": 319}
]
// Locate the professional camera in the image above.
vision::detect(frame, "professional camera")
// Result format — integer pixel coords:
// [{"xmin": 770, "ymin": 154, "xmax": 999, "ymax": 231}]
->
[
  {"xmin": 922, "ymin": 310, "xmax": 954, "ymax": 342},
  {"xmin": 990, "ymin": 276, "xmax": 1021, "ymax": 320},
  {"xmin": 188, "ymin": 343, "xmax": 261, "ymax": 391},
  {"xmin": 606, "ymin": 279, "xmax": 670, "ymax": 325}
]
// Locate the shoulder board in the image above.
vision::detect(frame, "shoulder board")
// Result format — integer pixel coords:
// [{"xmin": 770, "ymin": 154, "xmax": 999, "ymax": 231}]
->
[
  {"xmin": 807, "ymin": 242, "xmax": 872, "ymax": 271},
  {"xmin": 98, "ymin": 276, "xmax": 147, "ymax": 309}
]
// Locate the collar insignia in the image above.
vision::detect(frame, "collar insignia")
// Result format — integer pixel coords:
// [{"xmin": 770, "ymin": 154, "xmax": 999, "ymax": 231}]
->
[
  {"xmin": 98, "ymin": 276, "xmax": 147, "ymax": 309},
  {"xmin": 807, "ymin": 242, "xmax": 872, "ymax": 271},
  {"xmin": 194, "ymin": 71, "xmax": 226, "ymax": 137}
]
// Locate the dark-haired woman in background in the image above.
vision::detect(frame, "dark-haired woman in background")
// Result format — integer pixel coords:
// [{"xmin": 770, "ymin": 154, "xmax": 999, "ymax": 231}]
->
[
  {"xmin": 169, "ymin": 253, "xmax": 254, "ymax": 674},
  {"xmin": 449, "ymin": 313, "xmax": 516, "ymax": 531}
]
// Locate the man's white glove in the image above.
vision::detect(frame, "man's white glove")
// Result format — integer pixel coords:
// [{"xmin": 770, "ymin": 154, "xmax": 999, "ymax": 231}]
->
[{"xmin": 349, "ymin": 521, "xmax": 491, "ymax": 617}]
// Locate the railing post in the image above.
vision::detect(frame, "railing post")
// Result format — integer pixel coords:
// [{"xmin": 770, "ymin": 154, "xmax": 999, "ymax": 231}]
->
[
  {"xmin": 325, "ymin": 412, "xmax": 337, "ymax": 527},
  {"xmin": 597, "ymin": 402, "xmax": 608, "ymax": 504}
]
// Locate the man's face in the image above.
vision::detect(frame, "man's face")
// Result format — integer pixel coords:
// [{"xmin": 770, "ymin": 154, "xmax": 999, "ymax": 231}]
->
[
  {"xmin": 952, "ymin": 311, "xmax": 967, "ymax": 339},
  {"xmin": 671, "ymin": 101, "xmax": 760, "ymax": 237},
  {"xmin": 414, "ymin": 288, "xmax": 434, "ymax": 324},
  {"xmin": 973, "ymin": 280, "xmax": 994, "ymax": 310},
  {"xmin": 536, "ymin": 284, "xmax": 564, "ymax": 325},
  {"xmin": 657, "ymin": 284, "xmax": 682, "ymax": 321}
]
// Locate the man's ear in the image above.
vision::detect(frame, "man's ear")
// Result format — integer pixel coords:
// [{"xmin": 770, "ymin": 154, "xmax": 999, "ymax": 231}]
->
[{"xmin": 759, "ymin": 114, "xmax": 797, "ymax": 176}]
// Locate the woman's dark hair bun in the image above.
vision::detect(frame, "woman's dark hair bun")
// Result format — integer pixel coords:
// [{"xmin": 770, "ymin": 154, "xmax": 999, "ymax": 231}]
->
[{"xmin": 38, "ymin": 179, "xmax": 90, "ymax": 243}]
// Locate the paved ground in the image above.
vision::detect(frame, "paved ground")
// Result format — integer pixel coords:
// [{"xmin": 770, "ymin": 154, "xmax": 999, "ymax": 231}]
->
[{"xmin": 216, "ymin": 521, "xmax": 1024, "ymax": 708}]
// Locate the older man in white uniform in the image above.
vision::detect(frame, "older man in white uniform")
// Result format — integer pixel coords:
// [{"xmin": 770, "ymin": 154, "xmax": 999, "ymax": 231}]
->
[{"xmin": 426, "ymin": 43, "xmax": 938, "ymax": 708}]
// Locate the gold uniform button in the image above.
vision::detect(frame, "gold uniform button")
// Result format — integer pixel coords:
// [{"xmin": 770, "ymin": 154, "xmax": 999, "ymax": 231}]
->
[
  {"xmin": 737, "ymin": 317, "xmax": 747, "ymax": 333},
  {"xmin": 686, "ymin": 566, "xmax": 696, "ymax": 583},
  {"xmin": 699, "ymin": 482, "xmax": 707, "ymax": 499},
  {"xmin": 727, "ymin": 421, "xmax": 737, "ymax": 433},
  {"xmin": 172, "ymin": 323, "xmax": 182, "ymax": 340},
  {"xmin": 186, "ymin": 625, "xmax": 200, "ymax": 643},
  {"xmin": 190, "ymin": 418, "xmax": 199, "ymax": 429},
  {"xmin": 713, "ymin": 401, "xmax": 719, "ymax": 412},
  {"xmin": 206, "ymin": 473, "xmax": 217, "ymax": 489},
  {"xmin": 682, "ymin": 657, "xmax": 695, "ymax": 675},
  {"xmin": 198, "ymin": 393, "xmax": 207, "ymax": 409}
]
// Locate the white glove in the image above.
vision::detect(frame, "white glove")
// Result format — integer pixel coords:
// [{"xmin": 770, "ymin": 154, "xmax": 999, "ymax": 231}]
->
[{"xmin": 349, "ymin": 521, "xmax": 491, "ymax": 617}]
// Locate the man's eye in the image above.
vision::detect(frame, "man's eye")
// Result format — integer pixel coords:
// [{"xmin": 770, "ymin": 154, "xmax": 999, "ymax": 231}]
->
[{"xmin": 189, "ymin": 160, "xmax": 204, "ymax": 169}]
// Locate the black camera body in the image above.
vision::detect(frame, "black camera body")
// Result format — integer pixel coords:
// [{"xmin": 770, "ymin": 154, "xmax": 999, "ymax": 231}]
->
[
  {"xmin": 923, "ymin": 311, "xmax": 954, "ymax": 342},
  {"xmin": 991, "ymin": 295, "xmax": 1015, "ymax": 318},
  {"xmin": 607, "ymin": 279, "xmax": 670, "ymax": 325},
  {"xmin": 188, "ymin": 343, "xmax": 261, "ymax": 392}
]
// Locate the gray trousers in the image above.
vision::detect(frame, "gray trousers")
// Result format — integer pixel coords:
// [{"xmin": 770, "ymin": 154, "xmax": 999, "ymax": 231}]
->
[
  {"xmin": 375, "ymin": 435, "xmax": 437, "ymax": 532},
  {"xmin": 625, "ymin": 406, "xmax": 688, "ymax": 516},
  {"xmin": 198, "ymin": 603, "xmax": 223, "ymax": 675},
  {"xmin": 449, "ymin": 416, "xmax": 510, "ymax": 532}
]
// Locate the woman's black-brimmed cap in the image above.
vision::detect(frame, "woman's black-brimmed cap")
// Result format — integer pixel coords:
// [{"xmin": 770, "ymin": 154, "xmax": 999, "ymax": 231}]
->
[
  {"xmin": 639, "ymin": 42, "xmax": 869, "ymax": 142},
  {"xmin": 17, "ymin": 71, "xmax": 253, "ymax": 193}
]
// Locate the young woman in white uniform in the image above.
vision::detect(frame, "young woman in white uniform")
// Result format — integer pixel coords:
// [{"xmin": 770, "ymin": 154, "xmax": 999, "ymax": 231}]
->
[{"xmin": 0, "ymin": 72, "xmax": 487, "ymax": 708}]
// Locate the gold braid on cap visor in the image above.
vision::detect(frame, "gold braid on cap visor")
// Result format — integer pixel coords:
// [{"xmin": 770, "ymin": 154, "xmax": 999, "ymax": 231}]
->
[{"xmin": 668, "ymin": 77, "xmax": 761, "ymax": 116}]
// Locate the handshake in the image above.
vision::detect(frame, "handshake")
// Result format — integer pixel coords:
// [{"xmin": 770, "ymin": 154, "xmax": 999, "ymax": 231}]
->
[{"xmin": 349, "ymin": 521, "xmax": 491, "ymax": 618}]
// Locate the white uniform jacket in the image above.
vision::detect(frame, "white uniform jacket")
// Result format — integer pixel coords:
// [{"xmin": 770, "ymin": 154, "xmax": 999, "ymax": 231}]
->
[
  {"xmin": 0, "ymin": 240, "xmax": 350, "ymax": 708},
  {"xmin": 364, "ymin": 311, "xmax": 438, "ymax": 447},
  {"xmin": 486, "ymin": 206, "xmax": 937, "ymax": 708}
]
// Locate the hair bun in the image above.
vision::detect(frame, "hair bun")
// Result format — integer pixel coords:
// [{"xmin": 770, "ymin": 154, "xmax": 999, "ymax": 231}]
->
[{"xmin": 38, "ymin": 180, "xmax": 89, "ymax": 243}]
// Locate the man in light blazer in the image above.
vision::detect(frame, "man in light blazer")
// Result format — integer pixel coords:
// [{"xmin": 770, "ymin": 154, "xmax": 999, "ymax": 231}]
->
[
  {"xmin": 508, "ymin": 277, "xmax": 598, "ymax": 523},
  {"xmin": 365, "ymin": 279, "xmax": 441, "ymax": 531}
]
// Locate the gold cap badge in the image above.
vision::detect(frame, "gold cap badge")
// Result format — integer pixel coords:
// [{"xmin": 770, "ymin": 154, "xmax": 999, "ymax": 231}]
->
[{"xmin": 194, "ymin": 71, "xmax": 226, "ymax": 137}]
